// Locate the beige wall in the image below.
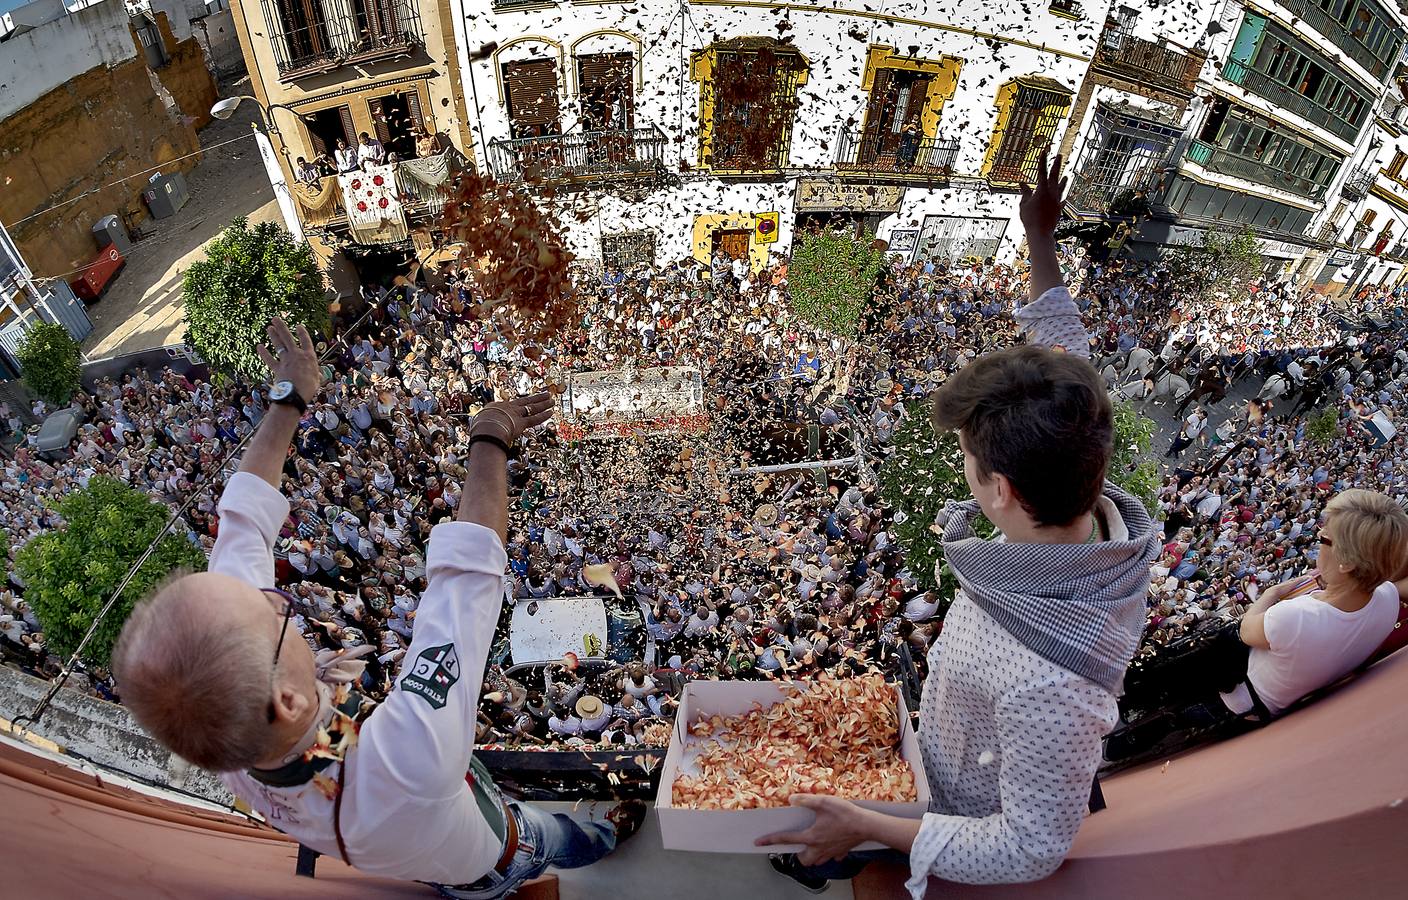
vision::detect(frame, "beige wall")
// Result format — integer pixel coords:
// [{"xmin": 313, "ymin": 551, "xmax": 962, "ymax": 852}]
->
[{"xmin": 226, "ymin": 0, "xmax": 472, "ymax": 182}]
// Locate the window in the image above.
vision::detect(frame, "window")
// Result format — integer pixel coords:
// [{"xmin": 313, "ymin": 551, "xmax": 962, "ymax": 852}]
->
[
  {"xmin": 306, "ymin": 105, "xmax": 357, "ymax": 158},
  {"xmin": 1362, "ymin": 209, "xmax": 1378, "ymax": 227},
  {"xmin": 577, "ymin": 52, "xmax": 635, "ymax": 132},
  {"xmin": 915, "ymin": 215, "xmax": 1008, "ymax": 262},
  {"xmin": 368, "ymin": 90, "xmax": 425, "ymax": 159},
  {"xmin": 502, "ymin": 58, "xmax": 562, "ymax": 139},
  {"xmin": 1068, "ymin": 105, "xmax": 1179, "ymax": 212},
  {"xmin": 352, "ymin": 0, "xmax": 404, "ymax": 54},
  {"xmin": 601, "ymin": 231, "xmax": 656, "ymax": 269},
  {"xmin": 1388, "ymin": 150, "xmax": 1407, "ymax": 178},
  {"xmin": 983, "ymin": 77, "xmax": 1074, "ymax": 186},
  {"xmin": 692, "ymin": 38, "xmax": 809, "ymax": 171},
  {"xmin": 275, "ymin": 0, "xmax": 332, "ymax": 69}
]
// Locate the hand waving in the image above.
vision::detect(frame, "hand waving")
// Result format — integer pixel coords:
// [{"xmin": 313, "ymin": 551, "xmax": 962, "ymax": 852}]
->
[
  {"xmin": 1018, "ymin": 150, "xmax": 1068, "ymax": 239},
  {"xmin": 256, "ymin": 318, "xmax": 322, "ymax": 402},
  {"xmin": 471, "ymin": 392, "xmax": 556, "ymax": 448}
]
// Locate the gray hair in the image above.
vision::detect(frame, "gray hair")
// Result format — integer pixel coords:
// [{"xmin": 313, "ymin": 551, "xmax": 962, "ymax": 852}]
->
[{"xmin": 113, "ymin": 572, "xmax": 280, "ymax": 772}]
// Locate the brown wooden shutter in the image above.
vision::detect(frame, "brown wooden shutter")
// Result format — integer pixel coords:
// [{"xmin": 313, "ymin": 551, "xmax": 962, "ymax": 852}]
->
[
  {"xmin": 368, "ymin": 97, "xmax": 392, "ymax": 144},
  {"xmin": 577, "ymin": 52, "xmax": 634, "ymax": 131},
  {"xmin": 902, "ymin": 76, "xmax": 930, "ymax": 129},
  {"xmin": 504, "ymin": 59, "xmax": 561, "ymax": 134},
  {"xmin": 306, "ymin": 122, "xmax": 328, "ymax": 157},
  {"xmin": 864, "ymin": 68, "xmax": 894, "ymax": 138},
  {"xmin": 337, "ymin": 105, "xmax": 356, "ymax": 145},
  {"xmin": 405, "ymin": 90, "xmax": 425, "ymax": 132}
]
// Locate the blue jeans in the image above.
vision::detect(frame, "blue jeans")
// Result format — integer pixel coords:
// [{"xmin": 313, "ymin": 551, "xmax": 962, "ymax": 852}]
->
[
  {"xmin": 434, "ymin": 801, "xmax": 617, "ymax": 899},
  {"xmin": 796, "ymin": 848, "xmax": 909, "ymax": 881}
]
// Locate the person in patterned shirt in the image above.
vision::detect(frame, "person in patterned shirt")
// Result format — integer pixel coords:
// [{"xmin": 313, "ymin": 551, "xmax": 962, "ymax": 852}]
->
[{"xmin": 763, "ymin": 154, "xmax": 1160, "ymax": 897}]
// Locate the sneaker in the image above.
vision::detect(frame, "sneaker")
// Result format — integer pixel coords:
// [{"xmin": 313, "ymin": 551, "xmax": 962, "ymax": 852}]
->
[
  {"xmin": 604, "ymin": 799, "xmax": 647, "ymax": 846},
  {"xmin": 769, "ymin": 853, "xmax": 830, "ymax": 894}
]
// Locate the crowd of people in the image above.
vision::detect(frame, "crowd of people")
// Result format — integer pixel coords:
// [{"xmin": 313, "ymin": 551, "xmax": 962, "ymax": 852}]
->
[{"xmin": 2, "ymin": 232, "xmax": 1406, "ymax": 759}]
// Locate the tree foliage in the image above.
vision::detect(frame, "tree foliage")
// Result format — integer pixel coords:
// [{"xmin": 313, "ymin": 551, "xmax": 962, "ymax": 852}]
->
[
  {"xmin": 879, "ymin": 402, "xmax": 1161, "ymax": 606},
  {"xmin": 16, "ymin": 320, "xmax": 81, "ymax": 406},
  {"xmin": 1307, "ymin": 407, "xmax": 1340, "ymax": 445},
  {"xmin": 1165, "ymin": 225, "xmax": 1264, "ymax": 305},
  {"xmin": 14, "ymin": 477, "xmax": 206, "ymax": 667},
  {"xmin": 788, "ymin": 228, "xmax": 885, "ymax": 337},
  {"xmin": 182, "ymin": 217, "xmax": 328, "ymax": 382}
]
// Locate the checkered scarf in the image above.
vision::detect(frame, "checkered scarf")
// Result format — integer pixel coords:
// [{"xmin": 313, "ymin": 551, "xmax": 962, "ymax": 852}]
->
[{"xmin": 938, "ymin": 482, "xmax": 1160, "ymax": 694}]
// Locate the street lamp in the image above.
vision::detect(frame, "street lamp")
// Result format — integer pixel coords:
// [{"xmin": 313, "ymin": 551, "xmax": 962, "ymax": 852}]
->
[
  {"xmin": 210, "ymin": 95, "xmax": 307, "ymax": 242},
  {"xmin": 210, "ymin": 95, "xmax": 300, "ymax": 134}
]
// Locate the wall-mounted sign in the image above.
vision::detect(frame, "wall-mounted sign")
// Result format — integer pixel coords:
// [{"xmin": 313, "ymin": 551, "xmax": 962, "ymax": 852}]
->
[
  {"xmin": 888, "ymin": 229, "xmax": 919, "ymax": 253},
  {"xmin": 795, "ymin": 179, "xmax": 904, "ymax": 212},
  {"xmin": 755, "ymin": 211, "xmax": 780, "ymax": 243}
]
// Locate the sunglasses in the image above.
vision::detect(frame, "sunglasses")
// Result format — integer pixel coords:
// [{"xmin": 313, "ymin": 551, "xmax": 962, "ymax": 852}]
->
[
  {"xmin": 261, "ymin": 587, "xmax": 297, "ymax": 724},
  {"xmin": 1318, "ymin": 536, "xmax": 1333, "ymax": 548}
]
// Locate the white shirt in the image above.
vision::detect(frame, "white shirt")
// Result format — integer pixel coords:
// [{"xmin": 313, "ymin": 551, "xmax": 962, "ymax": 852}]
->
[
  {"xmin": 210, "ymin": 472, "xmax": 504, "ymax": 884},
  {"xmin": 1231, "ymin": 583, "xmax": 1398, "ymax": 715}
]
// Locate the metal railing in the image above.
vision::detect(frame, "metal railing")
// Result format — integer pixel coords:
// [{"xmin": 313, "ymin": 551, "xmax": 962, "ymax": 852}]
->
[
  {"xmin": 1275, "ymin": 0, "xmax": 1396, "ymax": 79},
  {"xmin": 1185, "ymin": 139, "xmax": 1329, "ymax": 200},
  {"xmin": 1093, "ymin": 23, "xmax": 1200, "ymax": 93},
  {"xmin": 833, "ymin": 131, "xmax": 959, "ymax": 176},
  {"xmin": 259, "ymin": 0, "xmax": 423, "ymax": 79},
  {"xmin": 1340, "ymin": 168, "xmax": 1375, "ymax": 200},
  {"xmin": 1221, "ymin": 60, "xmax": 1364, "ymax": 143},
  {"xmin": 492, "ymin": 0, "xmax": 548, "ymax": 7},
  {"xmin": 1049, "ymin": 0, "xmax": 1083, "ymax": 18},
  {"xmin": 487, "ymin": 126, "xmax": 667, "ymax": 185}
]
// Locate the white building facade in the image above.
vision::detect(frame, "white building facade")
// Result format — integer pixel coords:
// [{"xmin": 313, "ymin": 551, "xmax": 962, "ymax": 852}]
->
[{"xmin": 450, "ymin": 0, "xmax": 1115, "ymax": 271}]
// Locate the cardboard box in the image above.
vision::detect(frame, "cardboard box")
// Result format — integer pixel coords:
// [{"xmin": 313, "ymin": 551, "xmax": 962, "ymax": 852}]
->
[{"xmin": 655, "ymin": 679, "xmax": 931, "ymax": 853}]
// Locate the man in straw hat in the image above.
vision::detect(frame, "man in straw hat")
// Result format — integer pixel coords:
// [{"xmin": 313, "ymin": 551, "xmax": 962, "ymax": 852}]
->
[
  {"xmin": 113, "ymin": 319, "xmax": 643, "ymax": 898},
  {"xmin": 764, "ymin": 154, "xmax": 1160, "ymax": 897}
]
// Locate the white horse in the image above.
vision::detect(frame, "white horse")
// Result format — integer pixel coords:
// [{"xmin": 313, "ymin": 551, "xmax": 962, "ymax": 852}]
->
[
  {"xmin": 1257, "ymin": 372, "xmax": 1292, "ymax": 403},
  {"xmin": 1148, "ymin": 372, "xmax": 1191, "ymax": 402}
]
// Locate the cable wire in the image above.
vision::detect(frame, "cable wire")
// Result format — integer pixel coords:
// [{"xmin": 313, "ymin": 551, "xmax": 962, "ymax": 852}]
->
[{"xmin": 2, "ymin": 131, "xmax": 260, "ymax": 232}]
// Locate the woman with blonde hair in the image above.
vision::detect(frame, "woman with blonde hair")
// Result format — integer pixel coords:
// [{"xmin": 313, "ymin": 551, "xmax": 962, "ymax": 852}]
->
[{"xmin": 1109, "ymin": 488, "xmax": 1408, "ymax": 761}]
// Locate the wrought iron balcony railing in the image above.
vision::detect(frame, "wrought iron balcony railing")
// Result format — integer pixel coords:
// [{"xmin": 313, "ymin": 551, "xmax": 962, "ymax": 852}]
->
[
  {"xmin": 1048, "ymin": 0, "xmax": 1083, "ymax": 19},
  {"xmin": 487, "ymin": 126, "xmax": 667, "ymax": 185},
  {"xmin": 1186, "ymin": 139, "xmax": 1330, "ymax": 201},
  {"xmin": 1275, "ymin": 0, "xmax": 1398, "ymax": 80},
  {"xmin": 261, "ymin": 0, "xmax": 423, "ymax": 79},
  {"xmin": 1340, "ymin": 168, "xmax": 1376, "ymax": 201},
  {"xmin": 833, "ymin": 130, "xmax": 959, "ymax": 177},
  {"xmin": 1221, "ymin": 60, "xmax": 1364, "ymax": 143},
  {"xmin": 1091, "ymin": 22, "xmax": 1202, "ymax": 94}
]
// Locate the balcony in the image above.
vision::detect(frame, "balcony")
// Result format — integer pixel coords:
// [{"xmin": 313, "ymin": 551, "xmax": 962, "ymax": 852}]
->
[
  {"xmin": 1185, "ymin": 139, "xmax": 1329, "ymax": 200},
  {"xmin": 1091, "ymin": 22, "xmax": 1203, "ymax": 96},
  {"xmin": 1221, "ymin": 60, "xmax": 1364, "ymax": 143},
  {"xmin": 492, "ymin": 0, "xmax": 551, "ymax": 7},
  {"xmin": 1340, "ymin": 168, "xmax": 1376, "ymax": 200},
  {"xmin": 1275, "ymin": 0, "xmax": 1397, "ymax": 80},
  {"xmin": 1048, "ymin": 0, "xmax": 1083, "ymax": 19},
  {"xmin": 833, "ymin": 130, "xmax": 959, "ymax": 178},
  {"xmin": 293, "ymin": 150, "xmax": 461, "ymax": 236},
  {"xmin": 487, "ymin": 127, "xmax": 667, "ymax": 186},
  {"xmin": 262, "ymin": 0, "xmax": 423, "ymax": 80}
]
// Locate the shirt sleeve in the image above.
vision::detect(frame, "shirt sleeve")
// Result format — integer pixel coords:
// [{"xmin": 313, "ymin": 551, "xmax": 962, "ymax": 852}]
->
[
  {"xmin": 356, "ymin": 520, "xmax": 507, "ymax": 799},
  {"xmin": 1013, "ymin": 286, "xmax": 1092, "ymax": 359},
  {"xmin": 207, "ymin": 472, "xmax": 290, "ymax": 589},
  {"xmin": 1262, "ymin": 599, "xmax": 1302, "ymax": 650},
  {"xmin": 905, "ymin": 673, "xmax": 1116, "ymax": 895}
]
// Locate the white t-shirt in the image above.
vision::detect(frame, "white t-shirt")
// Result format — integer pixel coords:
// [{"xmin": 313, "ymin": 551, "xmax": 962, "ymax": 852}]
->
[
  {"xmin": 1230, "ymin": 583, "xmax": 1399, "ymax": 715},
  {"xmin": 210, "ymin": 472, "xmax": 504, "ymax": 884}
]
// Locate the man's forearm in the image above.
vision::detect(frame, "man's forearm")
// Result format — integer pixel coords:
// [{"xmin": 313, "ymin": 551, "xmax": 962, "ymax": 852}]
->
[
  {"xmin": 1026, "ymin": 232, "xmax": 1062, "ymax": 303},
  {"xmin": 859, "ymin": 808, "xmax": 922, "ymax": 854},
  {"xmin": 238, "ymin": 405, "xmax": 301, "ymax": 489},
  {"xmin": 458, "ymin": 443, "xmax": 509, "ymax": 544}
]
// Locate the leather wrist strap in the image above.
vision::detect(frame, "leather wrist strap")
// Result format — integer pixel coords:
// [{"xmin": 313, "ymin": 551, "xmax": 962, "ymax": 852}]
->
[{"xmin": 468, "ymin": 433, "xmax": 512, "ymax": 456}]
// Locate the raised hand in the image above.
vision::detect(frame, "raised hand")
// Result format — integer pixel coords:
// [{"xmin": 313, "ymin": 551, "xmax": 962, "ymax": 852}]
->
[
  {"xmin": 470, "ymin": 391, "xmax": 556, "ymax": 448},
  {"xmin": 1018, "ymin": 150, "xmax": 1068, "ymax": 240},
  {"xmin": 256, "ymin": 318, "xmax": 322, "ymax": 402}
]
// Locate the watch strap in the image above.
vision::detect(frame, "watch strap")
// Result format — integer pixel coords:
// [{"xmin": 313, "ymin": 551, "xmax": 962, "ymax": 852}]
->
[{"xmin": 271, "ymin": 384, "xmax": 308, "ymax": 414}]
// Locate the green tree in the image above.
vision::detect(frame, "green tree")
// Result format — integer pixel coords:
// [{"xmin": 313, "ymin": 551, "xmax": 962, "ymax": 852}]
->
[
  {"xmin": 182, "ymin": 217, "xmax": 329, "ymax": 382},
  {"xmin": 788, "ymin": 228, "xmax": 885, "ymax": 337},
  {"xmin": 16, "ymin": 321, "xmax": 82, "ymax": 406},
  {"xmin": 879, "ymin": 402, "xmax": 1161, "ymax": 604},
  {"xmin": 1165, "ymin": 225, "xmax": 1264, "ymax": 305},
  {"xmin": 14, "ymin": 477, "xmax": 206, "ymax": 667},
  {"xmin": 1307, "ymin": 407, "xmax": 1340, "ymax": 445}
]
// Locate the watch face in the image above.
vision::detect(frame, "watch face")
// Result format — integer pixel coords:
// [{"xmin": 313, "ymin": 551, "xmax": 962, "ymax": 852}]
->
[{"xmin": 270, "ymin": 381, "xmax": 293, "ymax": 401}]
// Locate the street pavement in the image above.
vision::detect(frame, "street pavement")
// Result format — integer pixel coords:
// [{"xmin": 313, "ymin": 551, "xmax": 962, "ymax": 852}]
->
[{"xmin": 82, "ymin": 80, "xmax": 279, "ymax": 360}]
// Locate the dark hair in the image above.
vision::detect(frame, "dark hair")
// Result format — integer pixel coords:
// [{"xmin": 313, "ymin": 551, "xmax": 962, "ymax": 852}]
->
[{"xmin": 932, "ymin": 345, "xmax": 1112, "ymax": 527}]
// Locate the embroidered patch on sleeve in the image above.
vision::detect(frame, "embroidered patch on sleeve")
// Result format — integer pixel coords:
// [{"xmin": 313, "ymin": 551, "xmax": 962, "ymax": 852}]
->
[{"xmin": 400, "ymin": 643, "xmax": 460, "ymax": 709}]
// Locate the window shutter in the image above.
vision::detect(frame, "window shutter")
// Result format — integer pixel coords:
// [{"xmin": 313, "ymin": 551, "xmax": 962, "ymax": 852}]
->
[
  {"xmin": 504, "ymin": 59, "xmax": 561, "ymax": 133},
  {"xmin": 337, "ymin": 105, "xmax": 356, "ymax": 146},
  {"xmin": 368, "ymin": 97, "xmax": 392, "ymax": 144},
  {"xmin": 863, "ymin": 68, "xmax": 895, "ymax": 138},
  {"xmin": 306, "ymin": 122, "xmax": 328, "ymax": 157},
  {"xmin": 902, "ymin": 76, "xmax": 931, "ymax": 129},
  {"xmin": 577, "ymin": 52, "xmax": 634, "ymax": 131},
  {"xmin": 406, "ymin": 90, "xmax": 425, "ymax": 132}
]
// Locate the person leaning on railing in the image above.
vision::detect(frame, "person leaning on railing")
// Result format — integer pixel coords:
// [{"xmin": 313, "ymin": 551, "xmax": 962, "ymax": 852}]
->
[{"xmin": 111, "ymin": 319, "xmax": 645, "ymax": 898}]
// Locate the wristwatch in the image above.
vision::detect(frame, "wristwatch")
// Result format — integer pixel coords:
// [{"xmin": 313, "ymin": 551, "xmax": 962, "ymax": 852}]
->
[{"xmin": 268, "ymin": 380, "xmax": 308, "ymax": 414}]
